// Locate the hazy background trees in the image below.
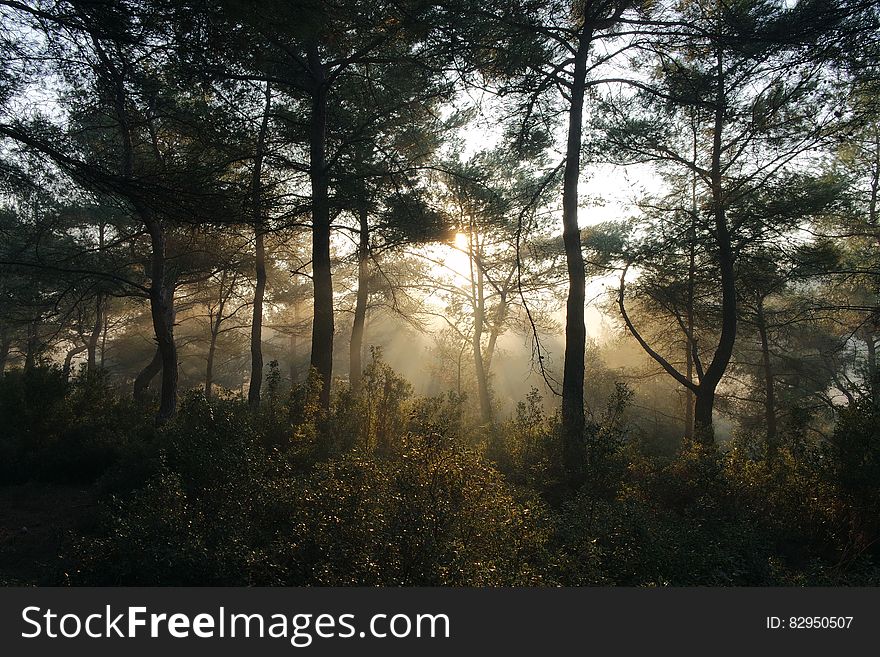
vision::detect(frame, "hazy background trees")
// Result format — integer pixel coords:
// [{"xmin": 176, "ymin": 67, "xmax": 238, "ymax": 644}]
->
[{"xmin": 1, "ymin": 0, "xmax": 879, "ymax": 586}]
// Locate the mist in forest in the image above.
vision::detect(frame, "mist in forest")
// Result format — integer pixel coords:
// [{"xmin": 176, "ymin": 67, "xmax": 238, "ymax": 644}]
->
[{"xmin": 1, "ymin": 0, "xmax": 879, "ymax": 588}]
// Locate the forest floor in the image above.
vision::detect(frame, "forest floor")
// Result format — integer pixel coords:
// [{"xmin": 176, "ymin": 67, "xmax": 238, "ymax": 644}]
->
[{"xmin": 0, "ymin": 483, "xmax": 97, "ymax": 585}]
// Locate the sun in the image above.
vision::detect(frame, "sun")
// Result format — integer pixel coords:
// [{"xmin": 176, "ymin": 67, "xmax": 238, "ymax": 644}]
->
[{"xmin": 453, "ymin": 231, "xmax": 469, "ymax": 251}]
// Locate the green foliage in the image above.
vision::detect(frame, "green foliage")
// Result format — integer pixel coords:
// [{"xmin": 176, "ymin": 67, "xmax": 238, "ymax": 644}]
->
[
  {"xmin": 291, "ymin": 435, "xmax": 552, "ymax": 585},
  {"xmin": 1, "ymin": 360, "xmax": 877, "ymax": 586},
  {"xmin": 0, "ymin": 367, "xmax": 148, "ymax": 484},
  {"xmin": 69, "ymin": 368, "xmax": 553, "ymax": 586}
]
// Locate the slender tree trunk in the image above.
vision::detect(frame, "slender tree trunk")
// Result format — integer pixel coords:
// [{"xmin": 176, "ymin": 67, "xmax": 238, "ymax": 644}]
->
[
  {"xmin": 693, "ymin": 48, "xmax": 737, "ymax": 444},
  {"xmin": 133, "ymin": 347, "xmax": 162, "ymax": 400},
  {"xmin": 483, "ymin": 293, "xmax": 508, "ymax": 376},
  {"xmin": 865, "ymin": 329, "xmax": 878, "ymax": 407},
  {"xmin": 144, "ymin": 213, "xmax": 178, "ymax": 424},
  {"xmin": 205, "ymin": 337, "xmax": 216, "ymax": 400},
  {"xmin": 87, "ymin": 293, "xmax": 103, "ymax": 372},
  {"xmin": 308, "ymin": 42, "xmax": 334, "ymax": 410},
  {"xmin": 249, "ymin": 227, "xmax": 266, "ymax": 407},
  {"xmin": 63, "ymin": 345, "xmax": 87, "ymax": 380},
  {"xmin": 473, "ymin": 326, "xmax": 492, "ymax": 425},
  {"xmin": 756, "ymin": 300, "xmax": 778, "ymax": 454},
  {"xmin": 100, "ymin": 310, "xmax": 108, "ymax": 369},
  {"xmin": 106, "ymin": 53, "xmax": 176, "ymax": 423},
  {"xmin": 350, "ymin": 207, "xmax": 369, "ymax": 393},
  {"xmin": 685, "ymin": 129, "xmax": 697, "ymax": 442},
  {"xmin": 206, "ymin": 273, "xmax": 227, "ymax": 401},
  {"xmin": 560, "ymin": 26, "xmax": 592, "ymax": 471},
  {"xmin": 24, "ymin": 318, "xmax": 39, "ymax": 373},
  {"xmin": 468, "ymin": 229, "xmax": 492, "ymax": 425},
  {"xmin": 289, "ymin": 302, "xmax": 299, "ymax": 384},
  {"xmin": 248, "ymin": 83, "xmax": 272, "ymax": 409},
  {"xmin": 0, "ymin": 331, "xmax": 10, "ymax": 373},
  {"xmin": 88, "ymin": 225, "xmax": 106, "ymax": 373}
]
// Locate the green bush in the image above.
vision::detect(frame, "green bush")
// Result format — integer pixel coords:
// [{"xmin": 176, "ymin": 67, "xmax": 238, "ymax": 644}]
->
[
  {"xmin": 289, "ymin": 434, "xmax": 552, "ymax": 585},
  {"xmin": 0, "ymin": 367, "xmax": 147, "ymax": 484}
]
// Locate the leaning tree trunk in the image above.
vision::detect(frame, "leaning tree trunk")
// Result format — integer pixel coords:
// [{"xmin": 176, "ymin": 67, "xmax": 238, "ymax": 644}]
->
[
  {"xmin": 248, "ymin": 83, "xmax": 272, "ymax": 409},
  {"xmin": 349, "ymin": 207, "xmax": 369, "ymax": 393},
  {"xmin": 308, "ymin": 43, "xmax": 334, "ymax": 411},
  {"xmin": 63, "ymin": 344, "xmax": 87, "ymax": 380},
  {"xmin": 560, "ymin": 25, "xmax": 592, "ymax": 474},
  {"xmin": 133, "ymin": 347, "xmax": 162, "ymax": 401}
]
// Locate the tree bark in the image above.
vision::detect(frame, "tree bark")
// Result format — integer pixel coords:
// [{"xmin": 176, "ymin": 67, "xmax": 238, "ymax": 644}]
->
[
  {"xmin": 692, "ymin": 48, "xmax": 737, "ymax": 444},
  {"xmin": 63, "ymin": 344, "xmax": 87, "ymax": 380},
  {"xmin": 205, "ymin": 270, "xmax": 228, "ymax": 401},
  {"xmin": 100, "ymin": 309, "xmax": 108, "ymax": 369},
  {"xmin": 468, "ymin": 228, "xmax": 492, "ymax": 425},
  {"xmin": 308, "ymin": 42, "xmax": 334, "ymax": 410},
  {"xmin": 248, "ymin": 83, "xmax": 272, "ymax": 409},
  {"xmin": 87, "ymin": 293, "xmax": 104, "ymax": 373},
  {"xmin": 205, "ymin": 333, "xmax": 217, "ymax": 400},
  {"xmin": 289, "ymin": 302, "xmax": 299, "ymax": 384},
  {"xmin": 0, "ymin": 331, "xmax": 10, "ymax": 373},
  {"xmin": 560, "ymin": 25, "xmax": 592, "ymax": 472},
  {"xmin": 350, "ymin": 207, "xmax": 369, "ymax": 393},
  {"xmin": 865, "ymin": 328, "xmax": 878, "ymax": 407},
  {"xmin": 133, "ymin": 347, "xmax": 162, "ymax": 400},
  {"xmin": 685, "ymin": 143, "xmax": 698, "ymax": 442},
  {"xmin": 144, "ymin": 213, "xmax": 178, "ymax": 424},
  {"xmin": 484, "ymin": 293, "xmax": 509, "ymax": 377},
  {"xmin": 248, "ymin": 226, "xmax": 266, "ymax": 408},
  {"xmin": 756, "ymin": 300, "xmax": 778, "ymax": 454},
  {"xmin": 23, "ymin": 317, "xmax": 40, "ymax": 373}
]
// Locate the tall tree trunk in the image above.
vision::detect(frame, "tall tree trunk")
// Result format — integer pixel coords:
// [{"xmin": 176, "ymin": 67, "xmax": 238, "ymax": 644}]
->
[
  {"xmin": 693, "ymin": 48, "xmax": 737, "ymax": 444},
  {"xmin": 105, "ymin": 50, "xmax": 176, "ymax": 423},
  {"xmin": 249, "ymin": 227, "xmax": 266, "ymax": 408},
  {"xmin": 100, "ymin": 309, "xmax": 108, "ymax": 369},
  {"xmin": 560, "ymin": 25, "xmax": 592, "ymax": 472},
  {"xmin": 865, "ymin": 329, "xmax": 878, "ymax": 407},
  {"xmin": 350, "ymin": 207, "xmax": 369, "ymax": 393},
  {"xmin": 87, "ymin": 293, "xmax": 104, "ymax": 372},
  {"xmin": 685, "ymin": 131, "xmax": 697, "ymax": 441},
  {"xmin": 206, "ymin": 271, "xmax": 228, "ymax": 401},
  {"xmin": 289, "ymin": 302, "xmax": 299, "ymax": 384},
  {"xmin": 144, "ymin": 213, "xmax": 178, "ymax": 424},
  {"xmin": 248, "ymin": 83, "xmax": 272, "ymax": 409},
  {"xmin": 88, "ymin": 225, "xmax": 106, "ymax": 373},
  {"xmin": 468, "ymin": 229, "xmax": 492, "ymax": 425},
  {"xmin": 205, "ymin": 326, "xmax": 218, "ymax": 400},
  {"xmin": 133, "ymin": 347, "xmax": 162, "ymax": 400},
  {"xmin": 308, "ymin": 42, "xmax": 334, "ymax": 410},
  {"xmin": 756, "ymin": 300, "xmax": 778, "ymax": 454},
  {"xmin": 24, "ymin": 318, "xmax": 39, "ymax": 373}
]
